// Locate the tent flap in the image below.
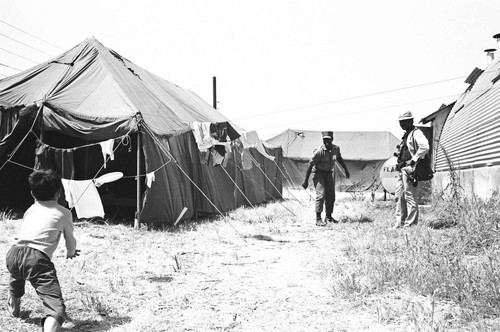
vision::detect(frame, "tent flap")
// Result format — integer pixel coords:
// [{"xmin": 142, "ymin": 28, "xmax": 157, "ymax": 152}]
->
[{"xmin": 42, "ymin": 105, "xmax": 137, "ymax": 140}]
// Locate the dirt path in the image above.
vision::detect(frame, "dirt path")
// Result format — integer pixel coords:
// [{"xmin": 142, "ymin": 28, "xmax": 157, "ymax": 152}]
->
[
  {"xmin": 140, "ymin": 220, "xmax": 402, "ymax": 332},
  {"xmin": 1, "ymin": 195, "xmax": 417, "ymax": 331}
]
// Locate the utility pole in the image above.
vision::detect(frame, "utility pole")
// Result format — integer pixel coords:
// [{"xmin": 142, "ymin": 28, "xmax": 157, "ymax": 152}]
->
[{"xmin": 212, "ymin": 76, "xmax": 217, "ymax": 109}]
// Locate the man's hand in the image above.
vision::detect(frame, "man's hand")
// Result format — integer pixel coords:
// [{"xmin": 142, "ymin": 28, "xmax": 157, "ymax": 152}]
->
[
  {"xmin": 67, "ymin": 249, "xmax": 80, "ymax": 259},
  {"xmin": 345, "ymin": 170, "xmax": 350, "ymax": 179},
  {"xmin": 407, "ymin": 160, "xmax": 416, "ymax": 167},
  {"xmin": 301, "ymin": 180, "xmax": 308, "ymax": 189}
]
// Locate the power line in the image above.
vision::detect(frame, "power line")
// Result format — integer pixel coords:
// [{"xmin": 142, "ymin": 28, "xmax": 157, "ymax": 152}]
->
[
  {"xmin": 252, "ymin": 93, "xmax": 463, "ymax": 132},
  {"xmin": 0, "ymin": 73, "xmax": 7, "ymax": 78},
  {"xmin": 0, "ymin": 18, "xmax": 64, "ymax": 51},
  {"xmin": 0, "ymin": 62, "xmax": 21, "ymax": 71},
  {"xmin": 0, "ymin": 32, "xmax": 55, "ymax": 57},
  {"xmin": 139, "ymin": 90, "xmax": 460, "ymax": 132},
  {"xmin": 0, "ymin": 46, "xmax": 39, "ymax": 64},
  {"xmin": 233, "ymin": 75, "xmax": 468, "ymax": 121}
]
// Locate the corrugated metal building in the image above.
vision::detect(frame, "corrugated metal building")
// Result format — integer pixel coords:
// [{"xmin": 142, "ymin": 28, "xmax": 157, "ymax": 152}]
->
[
  {"xmin": 420, "ymin": 102, "xmax": 455, "ymax": 170},
  {"xmin": 433, "ymin": 54, "xmax": 500, "ymax": 198}
]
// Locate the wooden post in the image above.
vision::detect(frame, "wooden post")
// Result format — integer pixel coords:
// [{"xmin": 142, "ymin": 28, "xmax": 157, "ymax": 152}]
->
[
  {"xmin": 134, "ymin": 132, "xmax": 141, "ymax": 229},
  {"xmin": 213, "ymin": 76, "xmax": 217, "ymax": 109}
]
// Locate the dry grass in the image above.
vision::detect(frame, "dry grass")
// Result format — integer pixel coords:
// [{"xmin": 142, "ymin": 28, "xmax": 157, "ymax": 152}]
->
[
  {"xmin": 0, "ymin": 208, "xmax": 18, "ymax": 223},
  {"xmin": 0, "ymin": 190, "xmax": 499, "ymax": 331}
]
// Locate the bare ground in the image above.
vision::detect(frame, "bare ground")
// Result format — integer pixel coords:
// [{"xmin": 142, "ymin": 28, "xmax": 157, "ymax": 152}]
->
[{"xmin": 0, "ymin": 192, "xmax": 498, "ymax": 331}]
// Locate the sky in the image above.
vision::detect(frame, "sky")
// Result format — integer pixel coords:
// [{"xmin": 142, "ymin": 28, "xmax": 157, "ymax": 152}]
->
[{"xmin": 1, "ymin": 0, "xmax": 500, "ymax": 140}]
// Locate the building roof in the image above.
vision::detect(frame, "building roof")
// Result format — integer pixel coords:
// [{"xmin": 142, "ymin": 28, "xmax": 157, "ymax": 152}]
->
[
  {"xmin": 420, "ymin": 102, "xmax": 455, "ymax": 124},
  {"xmin": 436, "ymin": 57, "xmax": 500, "ymax": 171}
]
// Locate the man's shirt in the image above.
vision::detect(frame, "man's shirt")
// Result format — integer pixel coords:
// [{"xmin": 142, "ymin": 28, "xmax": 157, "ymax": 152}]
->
[
  {"xmin": 309, "ymin": 144, "xmax": 342, "ymax": 173},
  {"xmin": 405, "ymin": 128, "xmax": 429, "ymax": 162}
]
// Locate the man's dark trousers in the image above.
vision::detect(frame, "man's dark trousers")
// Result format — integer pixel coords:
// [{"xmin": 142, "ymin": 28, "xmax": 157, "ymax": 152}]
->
[{"xmin": 313, "ymin": 171, "xmax": 335, "ymax": 215}]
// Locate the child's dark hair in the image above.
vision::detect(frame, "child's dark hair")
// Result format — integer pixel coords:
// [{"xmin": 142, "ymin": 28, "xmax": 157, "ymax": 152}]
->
[{"xmin": 29, "ymin": 169, "xmax": 62, "ymax": 201}]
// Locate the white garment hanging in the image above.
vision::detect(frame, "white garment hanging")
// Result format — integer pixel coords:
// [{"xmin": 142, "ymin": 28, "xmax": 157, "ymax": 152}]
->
[
  {"xmin": 190, "ymin": 122, "xmax": 218, "ymax": 152},
  {"xmin": 239, "ymin": 131, "xmax": 274, "ymax": 160},
  {"xmin": 99, "ymin": 139, "xmax": 115, "ymax": 168},
  {"xmin": 146, "ymin": 172, "xmax": 156, "ymax": 188},
  {"xmin": 61, "ymin": 179, "xmax": 105, "ymax": 218},
  {"xmin": 241, "ymin": 149, "xmax": 253, "ymax": 170}
]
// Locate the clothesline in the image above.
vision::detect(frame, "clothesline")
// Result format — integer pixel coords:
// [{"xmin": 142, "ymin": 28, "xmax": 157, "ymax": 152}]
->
[
  {"xmin": 121, "ymin": 157, "xmax": 173, "ymax": 180},
  {"xmin": 31, "ymin": 130, "xmax": 132, "ymax": 152},
  {"xmin": 3, "ymin": 123, "xmax": 172, "ymax": 182},
  {"xmin": 57, "ymin": 127, "xmax": 135, "ymax": 217},
  {"xmin": 5, "ymin": 156, "xmax": 172, "ymax": 180}
]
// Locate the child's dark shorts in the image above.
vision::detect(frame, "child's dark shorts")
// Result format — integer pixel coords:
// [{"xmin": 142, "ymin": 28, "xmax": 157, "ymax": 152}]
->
[{"xmin": 5, "ymin": 245, "xmax": 66, "ymax": 325}]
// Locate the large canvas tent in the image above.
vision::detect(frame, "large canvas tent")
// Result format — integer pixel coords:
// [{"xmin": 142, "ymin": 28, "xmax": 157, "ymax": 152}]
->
[
  {"xmin": 0, "ymin": 38, "xmax": 282, "ymax": 224},
  {"xmin": 266, "ymin": 129, "xmax": 399, "ymax": 191}
]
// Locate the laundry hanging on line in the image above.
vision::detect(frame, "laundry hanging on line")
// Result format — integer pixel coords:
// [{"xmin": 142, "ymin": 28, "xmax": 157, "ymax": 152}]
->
[{"xmin": 61, "ymin": 179, "xmax": 105, "ymax": 218}]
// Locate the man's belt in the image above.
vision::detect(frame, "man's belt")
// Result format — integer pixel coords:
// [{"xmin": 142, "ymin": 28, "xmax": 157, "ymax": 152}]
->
[{"xmin": 313, "ymin": 170, "xmax": 333, "ymax": 174}]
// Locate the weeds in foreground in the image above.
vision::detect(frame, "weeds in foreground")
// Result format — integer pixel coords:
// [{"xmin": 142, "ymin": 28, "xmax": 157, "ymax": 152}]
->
[
  {"xmin": 0, "ymin": 208, "xmax": 16, "ymax": 222},
  {"xmin": 426, "ymin": 144, "xmax": 464, "ymax": 229},
  {"xmin": 326, "ymin": 195, "xmax": 500, "ymax": 325},
  {"xmin": 82, "ymin": 293, "xmax": 112, "ymax": 317},
  {"xmin": 172, "ymin": 254, "xmax": 182, "ymax": 272},
  {"xmin": 227, "ymin": 200, "xmax": 302, "ymax": 227}
]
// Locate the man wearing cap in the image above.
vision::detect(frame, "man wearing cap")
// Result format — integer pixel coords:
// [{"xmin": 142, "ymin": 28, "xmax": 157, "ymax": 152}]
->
[
  {"xmin": 394, "ymin": 111, "xmax": 429, "ymax": 228},
  {"xmin": 302, "ymin": 131, "xmax": 350, "ymax": 226}
]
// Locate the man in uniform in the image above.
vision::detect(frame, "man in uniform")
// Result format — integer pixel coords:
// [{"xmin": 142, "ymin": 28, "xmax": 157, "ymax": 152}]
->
[
  {"xmin": 394, "ymin": 111, "xmax": 429, "ymax": 228},
  {"xmin": 302, "ymin": 131, "xmax": 350, "ymax": 226}
]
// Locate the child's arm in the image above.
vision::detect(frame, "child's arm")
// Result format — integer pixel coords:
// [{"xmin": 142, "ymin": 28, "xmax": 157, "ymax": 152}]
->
[{"xmin": 63, "ymin": 213, "xmax": 78, "ymax": 259}]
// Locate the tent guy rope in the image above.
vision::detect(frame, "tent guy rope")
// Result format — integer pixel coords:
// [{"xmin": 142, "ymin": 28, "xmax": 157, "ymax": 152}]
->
[
  {"xmin": 272, "ymin": 159, "xmax": 308, "ymax": 206},
  {"xmin": 219, "ymin": 164, "xmax": 255, "ymax": 208},
  {"xmin": 226, "ymin": 158, "xmax": 296, "ymax": 217},
  {"xmin": 0, "ymin": 104, "xmax": 43, "ymax": 172},
  {"xmin": 250, "ymin": 155, "xmax": 285, "ymax": 198},
  {"xmin": 141, "ymin": 122, "xmax": 247, "ymax": 240}
]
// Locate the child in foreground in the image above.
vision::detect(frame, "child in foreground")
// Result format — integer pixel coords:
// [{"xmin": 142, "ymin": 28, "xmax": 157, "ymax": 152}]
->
[{"xmin": 5, "ymin": 169, "xmax": 79, "ymax": 332}]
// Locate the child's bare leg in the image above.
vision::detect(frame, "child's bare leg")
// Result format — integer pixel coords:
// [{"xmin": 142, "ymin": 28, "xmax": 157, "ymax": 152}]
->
[
  {"xmin": 43, "ymin": 316, "xmax": 61, "ymax": 332},
  {"xmin": 7, "ymin": 295, "xmax": 21, "ymax": 317}
]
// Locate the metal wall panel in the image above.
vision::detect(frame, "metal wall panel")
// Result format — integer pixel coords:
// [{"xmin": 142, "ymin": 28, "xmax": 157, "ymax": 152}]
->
[{"xmin": 436, "ymin": 60, "xmax": 500, "ymax": 172}]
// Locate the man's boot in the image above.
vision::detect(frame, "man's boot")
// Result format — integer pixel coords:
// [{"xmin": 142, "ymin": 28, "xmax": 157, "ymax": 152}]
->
[
  {"xmin": 315, "ymin": 213, "xmax": 326, "ymax": 226},
  {"xmin": 325, "ymin": 214, "xmax": 338, "ymax": 223}
]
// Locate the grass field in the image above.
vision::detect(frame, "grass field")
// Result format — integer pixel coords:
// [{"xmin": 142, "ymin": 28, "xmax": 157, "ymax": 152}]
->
[{"xmin": 1, "ymin": 189, "xmax": 499, "ymax": 331}]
